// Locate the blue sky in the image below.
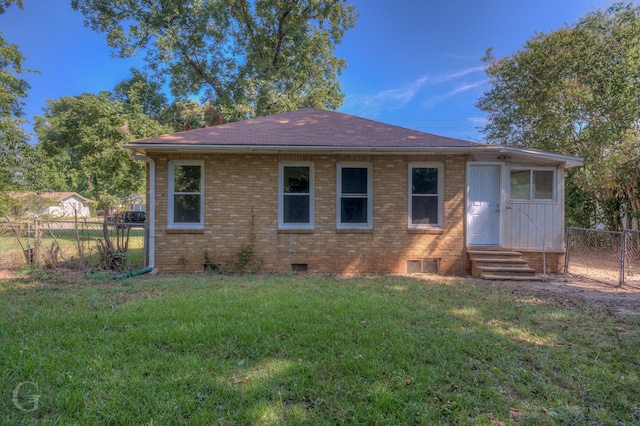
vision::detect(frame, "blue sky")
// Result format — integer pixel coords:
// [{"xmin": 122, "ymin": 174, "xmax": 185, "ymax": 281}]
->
[{"xmin": 3, "ymin": 0, "xmax": 620, "ymax": 142}]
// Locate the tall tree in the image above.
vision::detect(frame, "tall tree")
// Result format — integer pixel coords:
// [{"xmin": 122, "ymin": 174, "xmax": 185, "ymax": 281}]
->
[
  {"xmin": 71, "ymin": 0, "xmax": 357, "ymax": 122},
  {"xmin": 35, "ymin": 92, "xmax": 170, "ymax": 209},
  {"xmin": 0, "ymin": 0, "xmax": 33, "ymax": 213},
  {"xmin": 477, "ymin": 2, "xmax": 640, "ymax": 230},
  {"xmin": 111, "ymin": 68, "xmax": 169, "ymax": 121}
]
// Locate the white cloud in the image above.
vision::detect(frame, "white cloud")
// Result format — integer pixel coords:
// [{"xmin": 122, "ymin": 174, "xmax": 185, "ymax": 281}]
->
[
  {"xmin": 343, "ymin": 66, "xmax": 486, "ymax": 117},
  {"xmin": 422, "ymin": 79, "xmax": 488, "ymax": 108}
]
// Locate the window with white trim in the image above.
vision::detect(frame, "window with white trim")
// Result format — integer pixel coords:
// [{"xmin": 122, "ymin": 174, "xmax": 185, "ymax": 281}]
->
[
  {"xmin": 509, "ymin": 168, "xmax": 555, "ymax": 201},
  {"xmin": 279, "ymin": 162, "xmax": 314, "ymax": 229},
  {"xmin": 168, "ymin": 161, "xmax": 204, "ymax": 228},
  {"xmin": 337, "ymin": 163, "xmax": 372, "ymax": 229},
  {"xmin": 409, "ymin": 163, "xmax": 443, "ymax": 228}
]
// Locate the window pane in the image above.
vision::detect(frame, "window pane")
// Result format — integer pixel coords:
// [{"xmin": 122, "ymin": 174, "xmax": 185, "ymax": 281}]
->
[
  {"xmin": 173, "ymin": 194, "xmax": 201, "ymax": 223},
  {"xmin": 341, "ymin": 198, "xmax": 367, "ymax": 223},
  {"xmin": 341, "ymin": 168, "xmax": 368, "ymax": 194},
  {"xmin": 174, "ymin": 165, "xmax": 201, "ymax": 193},
  {"xmin": 283, "ymin": 167, "xmax": 309, "ymax": 194},
  {"xmin": 510, "ymin": 170, "xmax": 530, "ymax": 200},
  {"xmin": 283, "ymin": 194, "xmax": 310, "ymax": 223},
  {"xmin": 412, "ymin": 168, "xmax": 438, "ymax": 195},
  {"xmin": 412, "ymin": 196, "xmax": 438, "ymax": 225},
  {"xmin": 533, "ymin": 170, "xmax": 554, "ymax": 199}
]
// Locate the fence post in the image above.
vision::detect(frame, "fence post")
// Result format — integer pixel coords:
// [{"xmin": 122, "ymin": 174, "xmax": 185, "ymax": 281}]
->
[
  {"xmin": 564, "ymin": 227, "xmax": 572, "ymax": 275},
  {"xmin": 27, "ymin": 221, "xmax": 31, "ymax": 255},
  {"xmin": 619, "ymin": 230, "xmax": 627, "ymax": 287},
  {"xmin": 34, "ymin": 216, "xmax": 40, "ymax": 264}
]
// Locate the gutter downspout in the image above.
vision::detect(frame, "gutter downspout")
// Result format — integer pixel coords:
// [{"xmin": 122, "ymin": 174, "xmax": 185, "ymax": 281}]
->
[{"xmin": 130, "ymin": 153, "xmax": 155, "ymax": 269}]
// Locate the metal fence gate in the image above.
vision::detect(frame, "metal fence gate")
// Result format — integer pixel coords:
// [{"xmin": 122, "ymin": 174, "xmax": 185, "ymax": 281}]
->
[{"xmin": 565, "ymin": 227, "xmax": 640, "ymax": 287}]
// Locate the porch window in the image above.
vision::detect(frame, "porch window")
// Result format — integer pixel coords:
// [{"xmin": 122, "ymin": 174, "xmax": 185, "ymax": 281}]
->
[
  {"xmin": 409, "ymin": 163, "xmax": 443, "ymax": 228},
  {"xmin": 510, "ymin": 169, "xmax": 555, "ymax": 201},
  {"xmin": 279, "ymin": 162, "xmax": 314, "ymax": 229},
  {"xmin": 168, "ymin": 161, "xmax": 204, "ymax": 228},
  {"xmin": 337, "ymin": 163, "xmax": 372, "ymax": 229}
]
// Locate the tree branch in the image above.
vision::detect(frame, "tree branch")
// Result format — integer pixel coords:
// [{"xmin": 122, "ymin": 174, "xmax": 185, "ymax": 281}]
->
[
  {"xmin": 184, "ymin": 52, "xmax": 225, "ymax": 99},
  {"xmin": 272, "ymin": 1, "xmax": 299, "ymax": 67}
]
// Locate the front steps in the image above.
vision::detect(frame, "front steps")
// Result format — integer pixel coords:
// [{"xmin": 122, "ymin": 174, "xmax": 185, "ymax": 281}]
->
[{"xmin": 468, "ymin": 248, "xmax": 541, "ymax": 281}]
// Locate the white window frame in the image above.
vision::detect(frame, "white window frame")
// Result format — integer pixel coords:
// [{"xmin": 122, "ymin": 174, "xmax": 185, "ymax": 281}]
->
[
  {"xmin": 278, "ymin": 161, "xmax": 314, "ymax": 229},
  {"xmin": 337, "ymin": 162, "xmax": 373, "ymax": 229},
  {"xmin": 408, "ymin": 162, "xmax": 444, "ymax": 229},
  {"xmin": 508, "ymin": 167, "xmax": 556, "ymax": 202},
  {"xmin": 168, "ymin": 160, "xmax": 204, "ymax": 229}
]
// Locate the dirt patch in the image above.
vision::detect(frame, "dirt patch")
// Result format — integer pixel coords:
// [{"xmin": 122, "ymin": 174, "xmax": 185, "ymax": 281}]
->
[
  {"xmin": 0, "ymin": 269, "xmax": 24, "ymax": 281},
  {"xmin": 475, "ymin": 274, "xmax": 640, "ymax": 316}
]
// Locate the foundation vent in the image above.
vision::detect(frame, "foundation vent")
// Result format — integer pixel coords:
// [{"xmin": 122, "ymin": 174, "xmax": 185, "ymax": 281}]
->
[
  {"xmin": 291, "ymin": 263, "xmax": 308, "ymax": 273},
  {"xmin": 406, "ymin": 259, "xmax": 439, "ymax": 275}
]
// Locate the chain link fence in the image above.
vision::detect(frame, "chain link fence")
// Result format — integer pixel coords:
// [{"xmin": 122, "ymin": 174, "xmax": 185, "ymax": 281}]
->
[
  {"xmin": 0, "ymin": 221, "xmax": 32, "ymax": 269},
  {"xmin": 565, "ymin": 227, "xmax": 640, "ymax": 288},
  {"xmin": 0, "ymin": 218, "xmax": 146, "ymax": 271}
]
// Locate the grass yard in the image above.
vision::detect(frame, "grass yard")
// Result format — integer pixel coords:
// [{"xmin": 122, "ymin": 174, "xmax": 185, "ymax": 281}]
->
[{"xmin": 1, "ymin": 272, "xmax": 639, "ymax": 425}]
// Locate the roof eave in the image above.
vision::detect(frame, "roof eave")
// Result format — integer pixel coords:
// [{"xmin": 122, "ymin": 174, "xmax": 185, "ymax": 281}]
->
[
  {"xmin": 499, "ymin": 146, "xmax": 583, "ymax": 168},
  {"xmin": 123, "ymin": 143, "xmax": 495, "ymax": 156},
  {"xmin": 124, "ymin": 143, "xmax": 584, "ymax": 167}
]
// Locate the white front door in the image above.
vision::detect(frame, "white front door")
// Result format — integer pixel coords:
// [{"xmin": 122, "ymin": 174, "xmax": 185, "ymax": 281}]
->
[{"xmin": 467, "ymin": 164, "xmax": 501, "ymax": 246}]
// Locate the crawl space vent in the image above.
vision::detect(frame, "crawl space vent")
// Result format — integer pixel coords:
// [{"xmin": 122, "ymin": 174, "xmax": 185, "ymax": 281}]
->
[
  {"xmin": 406, "ymin": 259, "xmax": 439, "ymax": 274},
  {"xmin": 291, "ymin": 263, "xmax": 308, "ymax": 273}
]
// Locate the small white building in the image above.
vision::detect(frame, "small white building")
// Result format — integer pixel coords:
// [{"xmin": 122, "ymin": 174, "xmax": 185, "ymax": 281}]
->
[{"xmin": 37, "ymin": 192, "xmax": 93, "ymax": 217}]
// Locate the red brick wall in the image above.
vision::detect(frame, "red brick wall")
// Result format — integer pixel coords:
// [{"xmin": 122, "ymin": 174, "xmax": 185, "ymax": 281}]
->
[{"xmin": 149, "ymin": 153, "xmax": 469, "ymax": 275}]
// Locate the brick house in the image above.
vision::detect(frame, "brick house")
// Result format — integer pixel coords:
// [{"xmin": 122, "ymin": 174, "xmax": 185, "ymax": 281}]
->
[{"xmin": 125, "ymin": 108, "xmax": 582, "ymax": 277}]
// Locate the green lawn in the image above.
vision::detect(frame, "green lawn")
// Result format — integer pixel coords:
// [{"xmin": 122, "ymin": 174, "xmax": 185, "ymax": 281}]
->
[{"xmin": 1, "ymin": 273, "xmax": 638, "ymax": 425}]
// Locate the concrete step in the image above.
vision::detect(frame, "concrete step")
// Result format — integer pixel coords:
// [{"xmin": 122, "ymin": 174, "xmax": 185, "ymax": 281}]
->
[
  {"xmin": 467, "ymin": 250, "xmax": 523, "ymax": 258},
  {"xmin": 480, "ymin": 274, "xmax": 542, "ymax": 281},
  {"xmin": 471, "ymin": 257, "xmax": 530, "ymax": 276},
  {"xmin": 473, "ymin": 258, "xmax": 529, "ymax": 266},
  {"xmin": 476, "ymin": 266, "xmax": 537, "ymax": 276},
  {"xmin": 468, "ymin": 248, "xmax": 540, "ymax": 280}
]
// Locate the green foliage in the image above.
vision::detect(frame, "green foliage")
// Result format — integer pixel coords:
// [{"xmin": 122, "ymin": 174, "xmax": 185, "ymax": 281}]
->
[
  {"xmin": 71, "ymin": 0, "xmax": 357, "ymax": 121},
  {"xmin": 478, "ymin": 2, "xmax": 640, "ymax": 230},
  {"xmin": 34, "ymin": 92, "xmax": 170, "ymax": 208},
  {"xmin": 0, "ymin": 0, "xmax": 23, "ymax": 14},
  {"xmin": 1, "ymin": 275, "xmax": 639, "ymax": 424},
  {"xmin": 0, "ymin": 0, "xmax": 36, "ymax": 206},
  {"xmin": 565, "ymin": 169, "xmax": 597, "ymax": 228},
  {"xmin": 111, "ymin": 68, "xmax": 169, "ymax": 121}
]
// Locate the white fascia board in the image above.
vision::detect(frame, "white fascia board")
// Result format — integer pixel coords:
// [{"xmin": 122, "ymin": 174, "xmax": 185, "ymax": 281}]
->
[
  {"xmin": 124, "ymin": 144, "xmax": 495, "ymax": 156},
  {"xmin": 499, "ymin": 146, "xmax": 583, "ymax": 167},
  {"xmin": 124, "ymin": 143, "xmax": 583, "ymax": 167}
]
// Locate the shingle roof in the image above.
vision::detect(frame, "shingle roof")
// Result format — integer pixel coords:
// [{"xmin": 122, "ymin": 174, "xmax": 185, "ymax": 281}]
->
[
  {"xmin": 127, "ymin": 108, "xmax": 483, "ymax": 149},
  {"xmin": 39, "ymin": 192, "xmax": 93, "ymax": 203}
]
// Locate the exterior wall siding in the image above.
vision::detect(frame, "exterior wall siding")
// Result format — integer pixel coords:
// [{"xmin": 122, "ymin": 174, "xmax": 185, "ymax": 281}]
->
[
  {"xmin": 149, "ymin": 153, "xmax": 469, "ymax": 275},
  {"xmin": 503, "ymin": 165, "xmax": 566, "ymax": 251}
]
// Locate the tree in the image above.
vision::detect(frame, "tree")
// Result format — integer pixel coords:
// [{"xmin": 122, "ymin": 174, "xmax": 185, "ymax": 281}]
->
[
  {"xmin": 111, "ymin": 69, "xmax": 212, "ymax": 132},
  {"xmin": 0, "ymin": 0, "xmax": 33, "ymax": 214},
  {"xmin": 477, "ymin": 2, "xmax": 640, "ymax": 231},
  {"xmin": 35, "ymin": 92, "xmax": 171, "ymax": 209},
  {"xmin": 111, "ymin": 68, "xmax": 169, "ymax": 121},
  {"xmin": 71, "ymin": 0, "xmax": 357, "ymax": 122},
  {"xmin": 0, "ymin": 0, "xmax": 22, "ymax": 14}
]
